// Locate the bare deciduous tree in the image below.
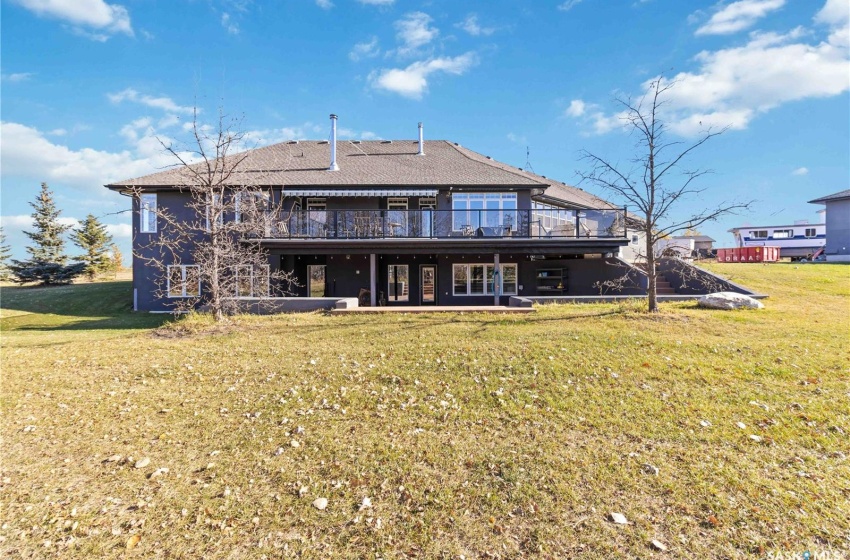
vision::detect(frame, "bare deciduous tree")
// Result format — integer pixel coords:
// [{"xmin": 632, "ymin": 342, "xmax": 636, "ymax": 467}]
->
[
  {"xmin": 132, "ymin": 110, "xmax": 297, "ymax": 321},
  {"xmin": 578, "ymin": 78, "xmax": 751, "ymax": 312}
]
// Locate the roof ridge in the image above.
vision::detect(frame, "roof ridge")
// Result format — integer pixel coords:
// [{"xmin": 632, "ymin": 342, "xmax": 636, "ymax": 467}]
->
[{"xmin": 445, "ymin": 142, "xmax": 550, "ymax": 186}]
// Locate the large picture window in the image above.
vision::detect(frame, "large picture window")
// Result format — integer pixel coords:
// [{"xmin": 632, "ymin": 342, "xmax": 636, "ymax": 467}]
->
[
  {"xmin": 140, "ymin": 193, "xmax": 157, "ymax": 233},
  {"xmin": 452, "ymin": 263, "xmax": 517, "ymax": 296},
  {"xmin": 167, "ymin": 265, "xmax": 200, "ymax": 297},
  {"xmin": 451, "ymin": 193, "xmax": 517, "ymax": 232}
]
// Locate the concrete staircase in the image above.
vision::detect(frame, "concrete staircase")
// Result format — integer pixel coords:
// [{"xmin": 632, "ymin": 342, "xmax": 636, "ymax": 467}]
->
[{"xmin": 655, "ymin": 274, "xmax": 676, "ymax": 295}]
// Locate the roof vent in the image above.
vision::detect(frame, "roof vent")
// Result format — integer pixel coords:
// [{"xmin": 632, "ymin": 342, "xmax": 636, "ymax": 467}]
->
[
  {"xmin": 287, "ymin": 140, "xmax": 299, "ymax": 144},
  {"xmin": 381, "ymin": 140, "xmax": 392, "ymax": 144},
  {"xmin": 318, "ymin": 140, "xmax": 329, "ymax": 144},
  {"xmin": 417, "ymin": 122, "xmax": 424, "ymax": 156},
  {"xmin": 486, "ymin": 156, "xmax": 492, "ymax": 159},
  {"xmin": 351, "ymin": 140, "xmax": 361, "ymax": 144},
  {"xmin": 328, "ymin": 114, "xmax": 339, "ymax": 171}
]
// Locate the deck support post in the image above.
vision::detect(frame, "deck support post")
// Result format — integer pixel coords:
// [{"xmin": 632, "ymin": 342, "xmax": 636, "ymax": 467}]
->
[
  {"xmin": 370, "ymin": 253, "xmax": 377, "ymax": 307},
  {"xmin": 493, "ymin": 253, "xmax": 500, "ymax": 306}
]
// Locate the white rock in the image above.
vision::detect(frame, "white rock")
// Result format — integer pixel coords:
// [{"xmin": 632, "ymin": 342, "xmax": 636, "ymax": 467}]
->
[
  {"xmin": 148, "ymin": 468, "xmax": 169, "ymax": 479},
  {"xmin": 642, "ymin": 463, "xmax": 659, "ymax": 476},
  {"xmin": 697, "ymin": 292, "xmax": 764, "ymax": 310},
  {"xmin": 749, "ymin": 435, "xmax": 763, "ymax": 442},
  {"xmin": 134, "ymin": 457, "xmax": 150, "ymax": 469},
  {"xmin": 359, "ymin": 497, "xmax": 372, "ymax": 511},
  {"xmin": 736, "ymin": 422, "xmax": 746, "ymax": 429},
  {"xmin": 105, "ymin": 454, "xmax": 123, "ymax": 463},
  {"xmin": 312, "ymin": 498, "xmax": 328, "ymax": 510},
  {"xmin": 298, "ymin": 486, "xmax": 309, "ymax": 497},
  {"xmin": 290, "ymin": 440, "xmax": 300, "ymax": 448},
  {"xmin": 651, "ymin": 539, "xmax": 668, "ymax": 551},
  {"xmin": 700, "ymin": 420, "xmax": 711, "ymax": 427},
  {"xmin": 610, "ymin": 512, "xmax": 628, "ymax": 524}
]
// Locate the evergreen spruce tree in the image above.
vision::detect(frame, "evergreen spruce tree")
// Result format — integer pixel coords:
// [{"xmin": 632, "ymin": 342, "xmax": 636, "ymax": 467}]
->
[
  {"xmin": 108, "ymin": 243, "xmax": 124, "ymax": 277},
  {"xmin": 11, "ymin": 183, "xmax": 85, "ymax": 285},
  {"xmin": 71, "ymin": 214, "xmax": 114, "ymax": 280},
  {"xmin": 0, "ymin": 228, "xmax": 12, "ymax": 281}
]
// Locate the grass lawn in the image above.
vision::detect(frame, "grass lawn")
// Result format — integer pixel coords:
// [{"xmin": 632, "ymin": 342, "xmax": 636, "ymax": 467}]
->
[{"xmin": 2, "ymin": 263, "xmax": 848, "ymax": 558}]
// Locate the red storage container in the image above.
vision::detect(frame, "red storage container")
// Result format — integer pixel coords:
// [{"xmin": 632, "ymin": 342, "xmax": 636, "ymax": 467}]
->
[{"xmin": 716, "ymin": 246, "xmax": 780, "ymax": 263}]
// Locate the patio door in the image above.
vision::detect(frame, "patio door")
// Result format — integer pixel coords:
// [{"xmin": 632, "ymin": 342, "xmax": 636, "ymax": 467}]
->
[{"xmin": 420, "ymin": 265, "xmax": 436, "ymax": 304}]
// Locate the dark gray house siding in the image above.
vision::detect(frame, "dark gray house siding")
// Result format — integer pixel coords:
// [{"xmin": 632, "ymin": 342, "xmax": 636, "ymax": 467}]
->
[{"xmin": 109, "ymin": 139, "xmax": 630, "ymax": 311}]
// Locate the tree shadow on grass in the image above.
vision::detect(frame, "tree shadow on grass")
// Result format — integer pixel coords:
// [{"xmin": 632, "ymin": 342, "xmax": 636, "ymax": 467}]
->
[{"xmin": 0, "ymin": 281, "xmax": 171, "ymax": 331}]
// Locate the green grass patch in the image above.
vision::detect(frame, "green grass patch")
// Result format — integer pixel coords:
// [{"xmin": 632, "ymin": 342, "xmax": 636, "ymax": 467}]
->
[{"xmin": 1, "ymin": 264, "xmax": 848, "ymax": 558}]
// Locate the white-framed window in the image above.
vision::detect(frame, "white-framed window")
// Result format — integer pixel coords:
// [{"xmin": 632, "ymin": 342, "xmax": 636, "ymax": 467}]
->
[
  {"xmin": 452, "ymin": 193, "xmax": 517, "ymax": 231},
  {"xmin": 772, "ymin": 229, "xmax": 793, "ymax": 239},
  {"xmin": 233, "ymin": 264, "xmax": 270, "ymax": 297},
  {"xmin": 206, "ymin": 193, "xmax": 223, "ymax": 232},
  {"xmin": 452, "ymin": 263, "xmax": 517, "ymax": 296},
  {"xmin": 532, "ymin": 202, "xmax": 574, "ymax": 230},
  {"xmin": 387, "ymin": 264, "xmax": 409, "ymax": 302},
  {"xmin": 235, "ymin": 190, "xmax": 271, "ymax": 223},
  {"xmin": 140, "ymin": 193, "xmax": 157, "ymax": 233},
  {"xmin": 387, "ymin": 197, "xmax": 408, "ymax": 210},
  {"xmin": 750, "ymin": 230, "xmax": 768, "ymax": 239},
  {"xmin": 805, "ymin": 228, "xmax": 817, "ymax": 238},
  {"xmin": 167, "ymin": 265, "xmax": 200, "ymax": 297}
]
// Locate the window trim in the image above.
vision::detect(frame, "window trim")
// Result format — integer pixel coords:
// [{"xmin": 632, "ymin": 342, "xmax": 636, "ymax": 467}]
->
[
  {"xmin": 772, "ymin": 229, "xmax": 794, "ymax": 239},
  {"xmin": 140, "ymin": 193, "xmax": 157, "ymax": 233},
  {"xmin": 804, "ymin": 228, "xmax": 817, "ymax": 238},
  {"xmin": 452, "ymin": 263, "xmax": 517, "ymax": 296},
  {"xmin": 167, "ymin": 265, "xmax": 201, "ymax": 298},
  {"xmin": 233, "ymin": 264, "xmax": 270, "ymax": 298},
  {"xmin": 750, "ymin": 230, "xmax": 768, "ymax": 239},
  {"xmin": 451, "ymin": 193, "xmax": 518, "ymax": 232}
]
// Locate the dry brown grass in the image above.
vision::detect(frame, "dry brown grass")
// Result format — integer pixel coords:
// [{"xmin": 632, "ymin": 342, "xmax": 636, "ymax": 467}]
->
[{"xmin": 1, "ymin": 263, "xmax": 848, "ymax": 558}]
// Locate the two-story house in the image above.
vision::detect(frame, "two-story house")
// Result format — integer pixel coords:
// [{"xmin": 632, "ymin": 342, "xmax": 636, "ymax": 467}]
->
[{"xmin": 107, "ymin": 116, "xmax": 637, "ymax": 311}]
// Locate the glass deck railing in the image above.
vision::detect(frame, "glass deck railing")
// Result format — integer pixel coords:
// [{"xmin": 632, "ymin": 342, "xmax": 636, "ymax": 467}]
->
[{"xmin": 252, "ymin": 208, "xmax": 627, "ymax": 240}]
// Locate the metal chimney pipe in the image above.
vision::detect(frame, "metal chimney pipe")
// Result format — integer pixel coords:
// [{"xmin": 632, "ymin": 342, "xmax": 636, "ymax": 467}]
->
[
  {"xmin": 329, "ymin": 114, "xmax": 339, "ymax": 171},
  {"xmin": 417, "ymin": 122, "xmax": 424, "ymax": 156}
]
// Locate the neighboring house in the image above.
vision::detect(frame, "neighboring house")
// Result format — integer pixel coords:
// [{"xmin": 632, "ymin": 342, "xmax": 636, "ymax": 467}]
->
[
  {"xmin": 809, "ymin": 189, "xmax": 850, "ymax": 262},
  {"xmin": 729, "ymin": 220, "xmax": 825, "ymax": 260},
  {"xmin": 674, "ymin": 235, "xmax": 715, "ymax": 258},
  {"xmin": 107, "ymin": 117, "xmax": 637, "ymax": 311}
]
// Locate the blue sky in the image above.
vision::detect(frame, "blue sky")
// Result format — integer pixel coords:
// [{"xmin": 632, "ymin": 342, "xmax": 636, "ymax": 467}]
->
[{"xmin": 1, "ymin": 0, "xmax": 848, "ymax": 263}]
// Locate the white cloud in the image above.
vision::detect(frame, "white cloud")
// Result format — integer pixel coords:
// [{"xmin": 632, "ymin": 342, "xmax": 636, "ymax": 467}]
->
[
  {"xmin": 315, "ymin": 0, "xmax": 333, "ymax": 9},
  {"xmin": 2, "ymin": 72, "xmax": 34, "ymax": 82},
  {"xmin": 107, "ymin": 88, "xmax": 195, "ymax": 115},
  {"xmin": 574, "ymin": 6, "xmax": 849, "ymax": 137},
  {"xmin": 47, "ymin": 128, "xmax": 68, "ymax": 136},
  {"xmin": 105, "ymin": 223, "xmax": 132, "ymax": 237},
  {"xmin": 558, "ymin": 0, "xmax": 584, "ymax": 11},
  {"xmin": 357, "ymin": 0, "xmax": 394, "ymax": 5},
  {"xmin": 565, "ymin": 99, "xmax": 587, "ymax": 117},
  {"xmin": 815, "ymin": 0, "xmax": 849, "ymax": 47},
  {"xmin": 457, "ymin": 14, "xmax": 495, "ymax": 36},
  {"xmin": 394, "ymin": 12, "xmax": 439, "ymax": 57},
  {"xmin": 792, "ymin": 167, "xmax": 809, "ymax": 175},
  {"xmin": 1, "ymin": 215, "xmax": 36, "ymax": 229},
  {"xmin": 349, "ymin": 37, "xmax": 380, "ymax": 61},
  {"xmin": 695, "ymin": 0, "xmax": 785, "ymax": 36},
  {"xmin": 10, "ymin": 0, "xmax": 133, "ymax": 38},
  {"xmin": 221, "ymin": 12, "xmax": 239, "ymax": 34},
  {"xmin": 0, "ymin": 121, "xmax": 169, "ymax": 192},
  {"xmin": 506, "ymin": 132, "xmax": 527, "ymax": 144},
  {"xmin": 369, "ymin": 52, "xmax": 478, "ymax": 99}
]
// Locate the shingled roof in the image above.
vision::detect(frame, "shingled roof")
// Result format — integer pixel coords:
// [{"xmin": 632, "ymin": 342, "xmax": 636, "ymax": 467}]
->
[
  {"xmin": 808, "ymin": 189, "xmax": 850, "ymax": 204},
  {"xmin": 106, "ymin": 139, "xmax": 614, "ymax": 209}
]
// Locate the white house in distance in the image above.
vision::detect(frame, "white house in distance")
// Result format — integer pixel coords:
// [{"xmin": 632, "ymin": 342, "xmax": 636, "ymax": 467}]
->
[{"xmin": 809, "ymin": 189, "xmax": 850, "ymax": 262}]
